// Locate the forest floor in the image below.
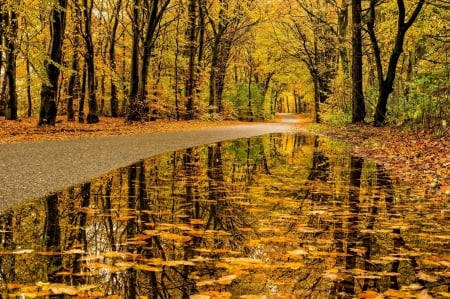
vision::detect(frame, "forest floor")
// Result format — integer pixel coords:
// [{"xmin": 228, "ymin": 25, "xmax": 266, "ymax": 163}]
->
[
  {"xmin": 311, "ymin": 121, "xmax": 450, "ymax": 204},
  {"xmin": 1, "ymin": 114, "xmax": 448, "ymax": 202}
]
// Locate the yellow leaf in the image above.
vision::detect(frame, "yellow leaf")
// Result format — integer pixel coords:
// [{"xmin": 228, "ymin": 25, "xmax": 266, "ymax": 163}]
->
[
  {"xmin": 134, "ymin": 264, "xmax": 162, "ymax": 272},
  {"xmin": 417, "ymin": 271, "xmax": 438, "ymax": 282},
  {"xmin": 383, "ymin": 289, "xmax": 413, "ymax": 298},
  {"xmin": 160, "ymin": 232, "xmax": 192, "ymax": 243},
  {"xmin": 49, "ymin": 284, "xmax": 78, "ymax": 296},
  {"xmin": 358, "ymin": 290, "xmax": 383, "ymax": 299}
]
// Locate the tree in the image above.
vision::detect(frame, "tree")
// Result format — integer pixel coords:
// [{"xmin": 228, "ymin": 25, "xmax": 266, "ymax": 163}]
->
[
  {"xmin": 368, "ymin": 0, "xmax": 426, "ymax": 126},
  {"xmin": 128, "ymin": 0, "xmax": 171, "ymax": 122},
  {"xmin": 283, "ymin": 0, "xmax": 340, "ymax": 122},
  {"xmin": 108, "ymin": 0, "xmax": 123, "ymax": 118},
  {"xmin": 185, "ymin": 0, "xmax": 197, "ymax": 120},
  {"xmin": 351, "ymin": 0, "xmax": 365, "ymax": 122},
  {"xmin": 4, "ymin": 3, "xmax": 18, "ymax": 120},
  {"xmin": 0, "ymin": 2, "xmax": 4, "ymax": 116},
  {"xmin": 38, "ymin": 0, "xmax": 68, "ymax": 125},
  {"xmin": 67, "ymin": 3, "xmax": 82, "ymax": 122},
  {"xmin": 204, "ymin": 0, "xmax": 259, "ymax": 115},
  {"xmin": 79, "ymin": 0, "xmax": 99, "ymax": 123}
]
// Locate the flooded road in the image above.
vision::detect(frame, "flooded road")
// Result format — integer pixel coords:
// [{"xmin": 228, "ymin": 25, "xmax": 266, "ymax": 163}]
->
[{"xmin": 0, "ymin": 132, "xmax": 449, "ymax": 298}]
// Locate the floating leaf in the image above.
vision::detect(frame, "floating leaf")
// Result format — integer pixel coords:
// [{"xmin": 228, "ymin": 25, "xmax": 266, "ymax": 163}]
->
[
  {"xmin": 79, "ymin": 255, "xmax": 103, "ymax": 262},
  {"xmin": 358, "ymin": 290, "xmax": 383, "ymax": 299},
  {"xmin": 37, "ymin": 251, "xmax": 61, "ymax": 256},
  {"xmin": 13, "ymin": 249, "xmax": 34, "ymax": 254},
  {"xmin": 134, "ymin": 264, "xmax": 162, "ymax": 272},
  {"xmin": 48, "ymin": 284, "xmax": 78, "ymax": 295},
  {"xmin": 383, "ymin": 289, "xmax": 413, "ymax": 298},
  {"xmin": 417, "ymin": 271, "xmax": 438, "ymax": 283},
  {"xmin": 160, "ymin": 232, "xmax": 192, "ymax": 243},
  {"xmin": 286, "ymin": 249, "xmax": 308, "ymax": 256},
  {"xmin": 7, "ymin": 283, "xmax": 23, "ymax": 290}
]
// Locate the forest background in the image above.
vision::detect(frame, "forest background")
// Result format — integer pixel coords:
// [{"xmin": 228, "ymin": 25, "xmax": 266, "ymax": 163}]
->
[
  {"xmin": 0, "ymin": 0, "xmax": 448, "ymax": 127},
  {"xmin": 0, "ymin": 0, "xmax": 449, "ymax": 199}
]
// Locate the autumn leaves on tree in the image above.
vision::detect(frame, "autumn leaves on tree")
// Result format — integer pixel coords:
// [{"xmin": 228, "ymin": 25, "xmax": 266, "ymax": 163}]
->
[{"xmin": 0, "ymin": 0, "xmax": 448, "ymax": 128}]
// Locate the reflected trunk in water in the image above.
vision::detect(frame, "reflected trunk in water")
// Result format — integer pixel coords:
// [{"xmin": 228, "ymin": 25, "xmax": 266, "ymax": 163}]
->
[
  {"xmin": 181, "ymin": 149, "xmax": 198, "ymax": 298},
  {"xmin": 44, "ymin": 193, "xmax": 63, "ymax": 298},
  {"xmin": 0, "ymin": 211, "xmax": 15, "ymax": 284},
  {"xmin": 341, "ymin": 157, "xmax": 364, "ymax": 297},
  {"xmin": 69, "ymin": 183, "xmax": 90, "ymax": 285},
  {"xmin": 125, "ymin": 164, "xmax": 138, "ymax": 299}
]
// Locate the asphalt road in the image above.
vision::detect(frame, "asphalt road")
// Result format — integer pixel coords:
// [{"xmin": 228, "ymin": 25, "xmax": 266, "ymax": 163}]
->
[{"xmin": 0, "ymin": 114, "xmax": 304, "ymax": 211}]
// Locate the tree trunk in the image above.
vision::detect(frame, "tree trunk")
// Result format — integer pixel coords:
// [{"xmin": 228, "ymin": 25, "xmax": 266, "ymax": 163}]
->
[
  {"xmin": 39, "ymin": 0, "xmax": 67, "ymax": 125},
  {"xmin": 351, "ymin": 0, "xmax": 365, "ymax": 123},
  {"xmin": 185, "ymin": 0, "xmax": 197, "ymax": 120},
  {"xmin": 128, "ymin": 0, "xmax": 171, "ymax": 122},
  {"xmin": 128, "ymin": 0, "xmax": 140, "ymax": 121},
  {"xmin": 0, "ymin": 2, "xmax": 5, "ymax": 117},
  {"xmin": 78, "ymin": 62, "xmax": 87, "ymax": 123},
  {"xmin": 67, "ymin": 32, "xmax": 80, "ymax": 121},
  {"xmin": 108, "ymin": 1, "xmax": 121, "ymax": 118},
  {"xmin": 5, "ymin": 9, "xmax": 18, "ymax": 120},
  {"xmin": 82, "ymin": 0, "xmax": 99, "ymax": 124},
  {"xmin": 26, "ymin": 43, "xmax": 32, "ymax": 117},
  {"xmin": 370, "ymin": 0, "xmax": 425, "ymax": 126}
]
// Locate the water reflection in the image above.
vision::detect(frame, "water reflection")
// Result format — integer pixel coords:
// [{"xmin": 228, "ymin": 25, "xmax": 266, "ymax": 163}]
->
[{"xmin": 0, "ymin": 133, "xmax": 449, "ymax": 298}]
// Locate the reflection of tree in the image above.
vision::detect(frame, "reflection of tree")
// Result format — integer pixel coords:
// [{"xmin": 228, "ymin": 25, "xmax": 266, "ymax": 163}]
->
[
  {"xmin": 68, "ymin": 183, "xmax": 90, "ymax": 285},
  {"xmin": 181, "ymin": 148, "xmax": 198, "ymax": 298},
  {"xmin": 377, "ymin": 164, "xmax": 405, "ymax": 290},
  {"xmin": 0, "ymin": 210, "xmax": 15, "ymax": 288},
  {"xmin": 125, "ymin": 163, "xmax": 138, "ymax": 299},
  {"xmin": 340, "ymin": 156, "xmax": 363, "ymax": 297},
  {"xmin": 44, "ymin": 193, "xmax": 63, "ymax": 294},
  {"xmin": 307, "ymin": 138, "xmax": 330, "ymax": 183}
]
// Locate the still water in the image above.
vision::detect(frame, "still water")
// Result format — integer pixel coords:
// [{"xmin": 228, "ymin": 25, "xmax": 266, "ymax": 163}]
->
[{"xmin": 0, "ymin": 133, "xmax": 449, "ymax": 298}]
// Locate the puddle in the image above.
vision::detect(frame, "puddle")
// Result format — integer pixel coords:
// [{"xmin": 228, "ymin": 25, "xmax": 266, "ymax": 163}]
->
[{"xmin": 0, "ymin": 133, "xmax": 449, "ymax": 298}]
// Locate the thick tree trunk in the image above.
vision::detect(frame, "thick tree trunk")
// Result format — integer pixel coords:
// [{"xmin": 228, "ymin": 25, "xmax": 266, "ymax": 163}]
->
[
  {"xmin": 109, "ymin": 0, "xmax": 122, "ymax": 117},
  {"xmin": 39, "ymin": 0, "xmax": 67, "ymax": 126},
  {"xmin": 351, "ymin": 0, "xmax": 365, "ymax": 123},
  {"xmin": 67, "ymin": 34, "xmax": 80, "ymax": 121},
  {"xmin": 82, "ymin": 0, "xmax": 99, "ymax": 124},
  {"xmin": 128, "ymin": 0, "xmax": 140, "ymax": 121},
  {"xmin": 185, "ymin": 0, "xmax": 197, "ymax": 120},
  {"xmin": 44, "ymin": 193, "xmax": 62, "ymax": 282},
  {"xmin": 128, "ymin": 0, "xmax": 170, "ymax": 122}
]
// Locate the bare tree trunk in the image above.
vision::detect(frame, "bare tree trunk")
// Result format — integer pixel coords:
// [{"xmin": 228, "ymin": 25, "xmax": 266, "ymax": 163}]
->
[
  {"xmin": 109, "ymin": 0, "xmax": 122, "ymax": 117},
  {"xmin": 185, "ymin": 0, "xmax": 197, "ymax": 119},
  {"xmin": 81, "ymin": 0, "xmax": 99, "ymax": 124},
  {"xmin": 351, "ymin": 0, "xmax": 365, "ymax": 122},
  {"xmin": 128, "ymin": 0, "xmax": 171, "ymax": 122},
  {"xmin": 39, "ymin": 0, "xmax": 68, "ymax": 125},
  {"xmin": 67, "ymin": 6, "xmax": 81, "ymax": 121}
]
